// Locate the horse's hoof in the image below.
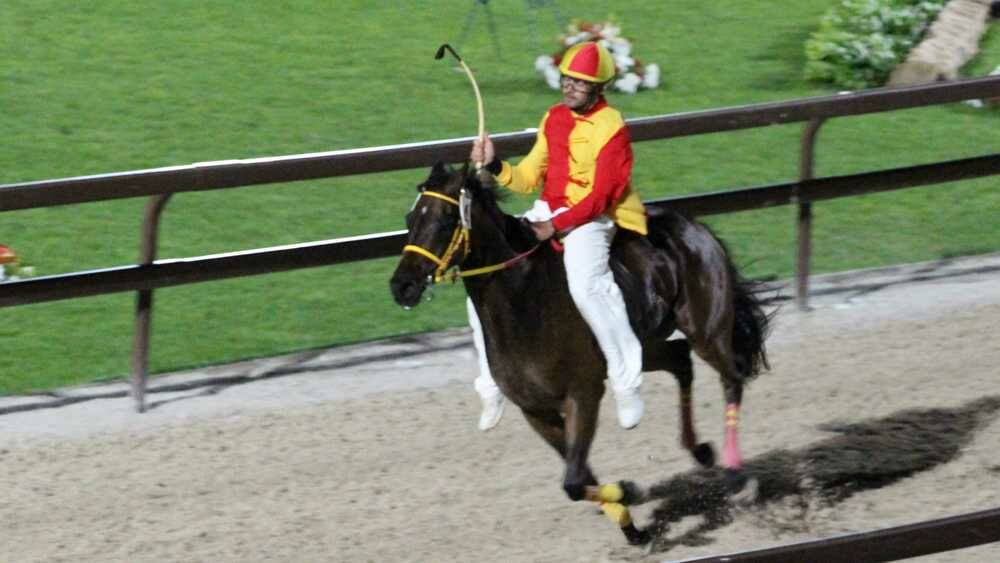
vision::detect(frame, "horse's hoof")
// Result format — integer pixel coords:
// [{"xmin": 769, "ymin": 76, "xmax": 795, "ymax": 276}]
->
[
  {"xmin": 622, "ymin": 522, "xmax": 651, "ymax": 546},
  {"xmin": 733, "ymin": 476, "xmax": 759, "ymax": 505},
  {"xmin": 618, "ymin": 480, "xmax": 647, "ymax": 505},
  {"xmin": 724, "ymin": 468, "xmax": 759, "ymax": 505},
  {"xmin": 693, "ymin": 442, "xmax": 716, "ymax": 468}
]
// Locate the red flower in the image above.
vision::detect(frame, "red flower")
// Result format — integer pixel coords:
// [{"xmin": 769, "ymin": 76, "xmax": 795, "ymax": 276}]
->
[{"xmin": 0, "ymin": 245, "xmax": 18, "ymax": 265}]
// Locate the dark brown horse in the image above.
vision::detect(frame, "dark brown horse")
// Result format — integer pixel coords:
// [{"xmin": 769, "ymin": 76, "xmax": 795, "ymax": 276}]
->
[{"xmin": 389, "ymin": 162, "xmax": 772, "ymax": 545}]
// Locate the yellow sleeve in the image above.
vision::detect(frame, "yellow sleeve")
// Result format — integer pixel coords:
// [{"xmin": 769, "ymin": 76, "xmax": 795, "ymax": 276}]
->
[{"xmin": 496, "ymin": 113, "xmax": 549, "ymax": 194}]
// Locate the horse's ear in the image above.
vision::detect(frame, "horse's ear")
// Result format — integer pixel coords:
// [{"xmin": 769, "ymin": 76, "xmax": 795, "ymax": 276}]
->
[
  {"xmin": 462, "ymin": 161, "xmax": 483, "ymax": 193},
  {"xmin": 419, "ymin": 160, "xmax": 451, "ymax": 191}
]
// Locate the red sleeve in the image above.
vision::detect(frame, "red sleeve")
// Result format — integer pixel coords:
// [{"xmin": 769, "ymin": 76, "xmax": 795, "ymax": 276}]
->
[{"xmin": 551, "ymin": 126, "xmax": 633, "ymax": 232}]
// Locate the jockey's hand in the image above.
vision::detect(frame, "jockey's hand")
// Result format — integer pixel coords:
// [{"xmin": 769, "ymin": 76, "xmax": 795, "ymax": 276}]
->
[
  {"xmin": 471, "ymin": 134, "xmax": 495, "ymax": 166},
  {"xmin": 530, "ymin": 220, "xmax": 555, "ymax": 241}
]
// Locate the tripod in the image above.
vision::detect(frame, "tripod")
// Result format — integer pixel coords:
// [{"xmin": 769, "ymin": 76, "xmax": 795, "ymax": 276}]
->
[
  {"xmin": 524, "ymin": 0, "xmax": 566, "ymax": 52},
  {"xmin": 455, "ymin": 0, "xmax": 566, "ymax": 59}
]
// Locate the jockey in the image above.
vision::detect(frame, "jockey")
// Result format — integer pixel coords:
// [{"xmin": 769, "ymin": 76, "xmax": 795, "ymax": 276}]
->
[{"xmin": 469, "ymin": 41, "xmax": 647, "ymax": 431}]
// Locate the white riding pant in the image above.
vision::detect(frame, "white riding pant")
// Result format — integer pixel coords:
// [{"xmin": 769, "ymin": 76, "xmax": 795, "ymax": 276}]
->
[
  {"xmin": 469, "ymin": 204, "xmax": 643, "ymax": 399},
  {"xmin": 468, "ymin": 297, "xmax": 499, "ymax": 400}
]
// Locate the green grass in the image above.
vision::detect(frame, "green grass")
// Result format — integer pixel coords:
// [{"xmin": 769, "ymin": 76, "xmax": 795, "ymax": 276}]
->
[{"xmin": 2, "ymin": 1, "xmax": 999, "ymax": 394}]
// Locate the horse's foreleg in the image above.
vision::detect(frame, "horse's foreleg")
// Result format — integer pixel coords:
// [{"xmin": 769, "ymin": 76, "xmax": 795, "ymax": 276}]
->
[
  {"xmin": 522, "ymin": 408, "xmax": 598, "ymax": 486},
  {"xmin": 581, "ymin": 481, "xmax": 651, "ymax": 545},
  {"xmin": 521, "ymin": 409, "xmax": 569, "ymax": 456},
  {"xmin": 564, "ymin": 394, "xmax": 651, "ymax": 546},
  {"xmin": 560, "ymin": 394, "xmax": 600, "ymax": 501}
]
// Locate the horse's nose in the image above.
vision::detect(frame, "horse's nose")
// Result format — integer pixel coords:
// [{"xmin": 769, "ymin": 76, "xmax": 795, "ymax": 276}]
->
[{"xmin": 390, "ymin": 270, "xmax": 424, "ymax": 308}]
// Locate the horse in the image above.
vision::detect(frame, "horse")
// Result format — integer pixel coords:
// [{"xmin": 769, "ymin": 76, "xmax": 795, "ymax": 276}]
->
[{"xmin": 389, "ymin": 162, "xmax": 772, "ymax": 545}]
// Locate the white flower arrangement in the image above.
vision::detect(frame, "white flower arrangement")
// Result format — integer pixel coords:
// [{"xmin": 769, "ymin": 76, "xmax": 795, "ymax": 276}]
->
[{"xmin": 535, "ymin": 19, "xmax": 661, "ymax": 94}]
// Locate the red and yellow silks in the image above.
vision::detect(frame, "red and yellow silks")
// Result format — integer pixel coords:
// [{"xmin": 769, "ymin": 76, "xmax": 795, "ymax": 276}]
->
[{"xmin": 496, "ymin": 97, "xmax": 647, "ymax": 235}]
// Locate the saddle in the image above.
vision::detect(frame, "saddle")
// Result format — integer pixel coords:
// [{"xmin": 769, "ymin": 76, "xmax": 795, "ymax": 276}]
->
[{"xmin": 513, "ymin": 208, "xmax": 688, "ymax": 341}]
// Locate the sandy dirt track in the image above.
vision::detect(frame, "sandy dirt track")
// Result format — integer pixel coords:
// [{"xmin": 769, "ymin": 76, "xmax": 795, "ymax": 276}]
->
[{"xmin": 1, "ymin": 254, "xmax": 999, "ymax": 562}]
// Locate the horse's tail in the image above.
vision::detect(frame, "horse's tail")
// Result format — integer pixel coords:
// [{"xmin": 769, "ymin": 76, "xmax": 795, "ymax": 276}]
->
[
  {"xmin": 729, "ymin": 262, "xmax": 773, "ymax": 379},
  {"xmin": 645, "ymin": 208, "xmax": 773, "ymax": 378}
]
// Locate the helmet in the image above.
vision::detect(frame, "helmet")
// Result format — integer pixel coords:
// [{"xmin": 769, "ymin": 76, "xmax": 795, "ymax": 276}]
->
[{"xmin": 559, "ymin": 41, "xmax": 616, "ymax": 83}]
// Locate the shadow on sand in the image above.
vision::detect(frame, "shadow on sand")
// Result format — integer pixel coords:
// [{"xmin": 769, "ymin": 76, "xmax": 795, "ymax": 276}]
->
[{"xmin": 639, "ymin": 396, "xmax": 1000, "ymax": 553}]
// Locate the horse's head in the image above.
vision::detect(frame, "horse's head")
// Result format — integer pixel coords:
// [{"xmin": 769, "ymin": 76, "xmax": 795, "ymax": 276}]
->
[{"xmin": 390, "ymin": 161, "xmax": 471, "ymax": 308}]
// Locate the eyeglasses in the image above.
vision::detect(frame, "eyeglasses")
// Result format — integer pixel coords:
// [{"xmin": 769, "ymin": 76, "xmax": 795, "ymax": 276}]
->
[{"xmin": 560, "ymin": 75, "xmax": 594, "ymax": 93}]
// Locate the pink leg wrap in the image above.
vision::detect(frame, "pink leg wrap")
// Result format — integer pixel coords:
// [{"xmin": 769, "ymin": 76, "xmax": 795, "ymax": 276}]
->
[{"xmin": 722, "ymin": 403, "xmax": 743, "ymax": 469}]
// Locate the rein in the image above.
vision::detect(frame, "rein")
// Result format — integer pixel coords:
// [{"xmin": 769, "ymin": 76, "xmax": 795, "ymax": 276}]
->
[{"xmin": 402, "ymin": 189, "xmax": 541, "ymax": 283}]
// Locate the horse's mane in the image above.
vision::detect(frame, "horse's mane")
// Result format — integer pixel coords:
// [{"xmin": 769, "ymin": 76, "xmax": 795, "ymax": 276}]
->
[
  {"xmin": 417, "ymin": 161, "xmax": 508, "ymax": 212},
  {"xmin": 462, "ymin": 165, "xmax": 538, "ymax": 251},
  {"xmin": 462, "ymin": 164, "xmax": 507, "ymax": 209},
  {"xmin": 415, "ymin": 161, "xmax": 543, "ymax": 256}
]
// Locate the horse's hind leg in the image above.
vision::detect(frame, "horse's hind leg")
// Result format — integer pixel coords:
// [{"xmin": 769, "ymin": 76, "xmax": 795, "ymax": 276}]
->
[
  {"xmin": 687, "ymin": 336, "xmax": 760, "ymax": 504},
  {"xmin": 643, "ymin": 338, "xmax": 714, "ymax": 468},
  {"xmin": 695, "ymin": 334, "xmax": 752, "ymax": 482}
]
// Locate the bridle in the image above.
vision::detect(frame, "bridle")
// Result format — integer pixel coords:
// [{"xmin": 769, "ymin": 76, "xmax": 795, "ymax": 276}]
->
[
  {"xmin": 403, "ymin": 189, "xmax": 469, "ymax": 283},
  {"xmin": 402, "ymin": 188, "xmax": 540, "ymax": 283}
]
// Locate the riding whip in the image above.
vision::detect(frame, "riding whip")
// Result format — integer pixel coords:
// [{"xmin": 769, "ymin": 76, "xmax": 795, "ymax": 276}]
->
[{"xmin": 435, "ymin": 44, "xmax": 486, "ymax": 169}]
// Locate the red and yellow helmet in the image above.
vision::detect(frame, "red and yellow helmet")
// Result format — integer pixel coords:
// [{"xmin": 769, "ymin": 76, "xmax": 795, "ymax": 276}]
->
[{"xmin": 558, "ymin": 41, "xmax": 616, "ymax": 83}]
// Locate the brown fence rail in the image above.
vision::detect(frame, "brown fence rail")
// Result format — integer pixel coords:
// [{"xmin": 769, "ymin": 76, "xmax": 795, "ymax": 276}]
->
[
  {"xmin": 676, "ymin": 506, "xmax": 1000, "ymax": 563},
  {"xmin": 2, "ymin": 152, "xmax": 998, "ymax": 308},
  {"xmin": 3, "ymin": 75, "xmax": 999, "ymax": 212}
]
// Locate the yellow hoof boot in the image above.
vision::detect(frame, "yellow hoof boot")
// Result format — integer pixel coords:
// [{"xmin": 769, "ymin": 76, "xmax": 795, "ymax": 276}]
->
[
  {"xmin": 600, "ymin": 502, "xmax": 632, "ymax": 526},
  {"xmin": 586, "ymin": 482, "xmax": 624, "ymax": 504}
]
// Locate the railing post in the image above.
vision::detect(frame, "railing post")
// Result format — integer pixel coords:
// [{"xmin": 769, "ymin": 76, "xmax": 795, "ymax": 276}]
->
[
  {"xmin": 796, "ymin": 118, "xmax": 825, "ymax": 311},
  {"xmin": 131, "ymin": 194, "xmax": 172, "ymax": 412}
]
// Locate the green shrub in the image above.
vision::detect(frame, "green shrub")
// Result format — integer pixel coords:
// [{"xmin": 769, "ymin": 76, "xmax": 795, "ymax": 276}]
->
[{"xmin": 805, "ymin": 0, "xmax": 946, "ymax": 89}]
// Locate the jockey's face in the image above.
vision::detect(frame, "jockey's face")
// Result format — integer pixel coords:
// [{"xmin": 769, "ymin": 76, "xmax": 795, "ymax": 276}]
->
[{"xmin": 560, "ymin": 75, "xmax": 602, "ymax": 113}]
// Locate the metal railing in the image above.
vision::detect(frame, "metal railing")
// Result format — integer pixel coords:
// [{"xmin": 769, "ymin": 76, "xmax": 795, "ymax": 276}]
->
[{"xmin": 2, "ymin": 75, "xmax": 999, "ymax": 414}]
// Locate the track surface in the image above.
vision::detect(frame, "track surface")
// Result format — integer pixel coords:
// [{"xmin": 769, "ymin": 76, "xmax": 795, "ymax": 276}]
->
[{"xmin": 2, "ymin": 254, "xmax": 999, "ymax": 562}]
